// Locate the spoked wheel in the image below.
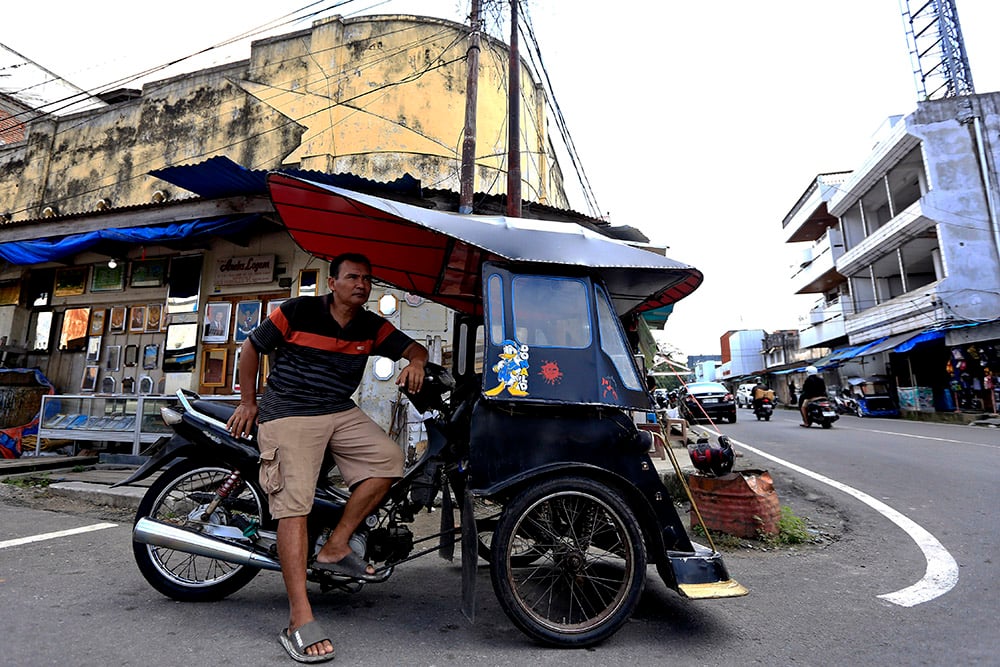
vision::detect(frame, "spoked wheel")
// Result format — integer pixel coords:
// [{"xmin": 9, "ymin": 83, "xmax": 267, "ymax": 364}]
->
[
  {"xmin": 473, "ymin": 497, "xmax": 538, "ymax": 566},
  {"xmin": 133, "ymin": 461, "xmax": 266, "ymax": 601},
  {"xmin": 490, "ymin": 476, "xmax": 646, "ymax": 647}
]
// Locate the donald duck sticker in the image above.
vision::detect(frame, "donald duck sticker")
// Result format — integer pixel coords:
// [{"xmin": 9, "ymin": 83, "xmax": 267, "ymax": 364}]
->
[{"xmin": 485, "ymin": 339, "xmax": 530, "ymax": 396}]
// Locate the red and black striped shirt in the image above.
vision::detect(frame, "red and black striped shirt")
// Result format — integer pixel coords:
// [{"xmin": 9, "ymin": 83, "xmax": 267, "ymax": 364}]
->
[{"xmin": 249, "ymin": 294, "xmax": 414, "ymax": 422}]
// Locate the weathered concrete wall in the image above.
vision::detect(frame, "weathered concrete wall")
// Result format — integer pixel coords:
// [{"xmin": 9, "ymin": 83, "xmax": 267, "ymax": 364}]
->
[
  {"xmin": 0, "ymin": 13, "xmax": 567, "ymax": 222},
  {"xmin": 908, "ymin": 94, "xmax": 1000, "ymax": 321}
]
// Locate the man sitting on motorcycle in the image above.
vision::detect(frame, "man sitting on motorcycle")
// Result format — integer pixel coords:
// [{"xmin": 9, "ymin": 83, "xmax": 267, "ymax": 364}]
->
[
  {"xmin": 751, "ymin": 379, "xmax": 774, "ymax": 411},
  {"xmin": 227, "ymin": 252, "xmax": 428, "ymax": 663},
  {"xmin": 798, "ymin": 366, "xmax": 827, "ymax": 427}
]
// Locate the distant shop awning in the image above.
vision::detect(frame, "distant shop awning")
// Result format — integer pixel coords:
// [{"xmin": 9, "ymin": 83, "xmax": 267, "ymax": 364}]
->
[
  {"xmin": 858, "ymin": 331, "xmax": 921, "ymax": 356},
  {"xmin": 0, "ymin": 215, "xmax": 261, "ymax": 264},
  {"xmin": 893, "ymin": 328, "xmax": 946, "ymax": 353}
]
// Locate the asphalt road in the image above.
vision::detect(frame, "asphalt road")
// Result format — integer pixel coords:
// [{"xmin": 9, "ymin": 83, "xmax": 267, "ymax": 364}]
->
[{"xmin": 1, "ymin": 410, "xmax": 997, "ymax": 666}]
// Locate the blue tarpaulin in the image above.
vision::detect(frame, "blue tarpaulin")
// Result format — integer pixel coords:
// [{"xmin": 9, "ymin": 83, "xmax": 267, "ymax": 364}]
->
[
  {"xmin": 0, "ymin": 215, "xmax": 260, "ymax": 265},
  {"xmin": 893, "ymin": 329, "xmax": 946, "ymax": 353}
]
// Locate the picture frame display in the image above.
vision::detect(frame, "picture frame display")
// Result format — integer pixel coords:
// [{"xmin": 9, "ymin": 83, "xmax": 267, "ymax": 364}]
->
[
  {"xmin": 59, "ymin": 307, "xmax": 90, "ymax": 351},
  {"xmin": 145, "ymin": 303, "xmax": 163, "ymax": 332},
  {"xmin": 86, "ymin": 335, "xmax": 102, "ymax": 363},
  {"xmin": 297, "ymin": 269, "xmax": 319, "ymax": 297},
  {"xmin": 202, "ymin": 302, "xmax": 232, "ymax": 343},
  {"xmin": 81, "ymin": 366, "xmax": 99, "ymax": 392},
  {"xmin": 0, "ymin": 280, "xmax": 20, "ymax": 306},
  {"xmin": 234, "ymin": 300, "xmax": 261, "ymax": 343},
  {"xmin": 91, "ymin": 263, "xmax": 125, "ymax": 292},
  {"xmin": 143, "ymin": 344, "xmax": 159, "ymax": 370},
  {"xmin": 129, "ymin": 306, "xmax": 146, "ymax": 333},
  {"xmin": 109, "ymin": 306, "xmax": 127, "ymax": 335},
  {"xmin": 89, "ymin": 309, "xmax": 106, "ymax": 336},
  {"xmin": 201, "ymin": 347, "xmax": 228, "ymax": 387},
  {"xmin": 130, "ymin": 258, "xmax": 168, "ymax": 288},
  {"xmin": 267, "ymin": 298, "xmax": 287, "ymax": 317},
  {"xmin": 124, "ymin": 344, "xmax": 139, "ymax": 367},
  {"xmin": 54, "ymin": 267, "xmax": 88, "ymax": 297},
  {"xmin": 105, "ymin": 344, "xmax": 121, "ymax": 371}
]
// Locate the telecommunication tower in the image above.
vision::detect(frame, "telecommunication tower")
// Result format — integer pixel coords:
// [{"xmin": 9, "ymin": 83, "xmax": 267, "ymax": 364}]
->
[{"xmin": 899, "ymin": 0, "xmax": 975, "ymax": 100}]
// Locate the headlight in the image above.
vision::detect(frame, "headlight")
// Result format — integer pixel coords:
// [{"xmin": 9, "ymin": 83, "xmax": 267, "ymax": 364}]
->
[{"xmin": 160, "ymin": 406, "xmax": 183, "ymax": 426}]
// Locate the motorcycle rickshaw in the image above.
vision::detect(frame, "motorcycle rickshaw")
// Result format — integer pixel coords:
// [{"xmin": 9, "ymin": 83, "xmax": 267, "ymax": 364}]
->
[
  {"xmin": 847, "ymin": 375, "xmax": 901, "ymax": 418},
  {"xmin": 268, "ymin": 174, "xmax": 749, "ymax": 645}
]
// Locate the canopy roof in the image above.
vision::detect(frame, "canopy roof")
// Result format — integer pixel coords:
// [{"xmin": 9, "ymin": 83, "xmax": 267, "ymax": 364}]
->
[{"xmin": 267, "ymin": 174, "xmax": 703, "ymax": 317}]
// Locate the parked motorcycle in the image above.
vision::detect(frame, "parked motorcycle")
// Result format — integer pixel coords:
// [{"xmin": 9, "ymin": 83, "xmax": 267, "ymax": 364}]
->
[
  {"xmin": 114, "ymin": 172, "xmax": 747, "ymax": 649},
  {"xmin": 804, "ymin": 397, "xmax": 839, "ymax": 428},
  {"xmin": 752, "ymin": 397, "xmax": 774, "ymax": 421}
]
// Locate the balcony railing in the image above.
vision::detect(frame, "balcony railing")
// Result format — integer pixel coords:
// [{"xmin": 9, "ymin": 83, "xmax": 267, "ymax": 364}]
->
[{"xmin": 790, "ymin": 228, "xmax": 845, "ymax": 294}]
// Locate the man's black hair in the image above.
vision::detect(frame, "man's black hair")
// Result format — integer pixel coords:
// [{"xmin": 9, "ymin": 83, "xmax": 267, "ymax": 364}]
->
[{"xmin": 329, "ymin": 253, "xmax": 372, "ymax": 278}]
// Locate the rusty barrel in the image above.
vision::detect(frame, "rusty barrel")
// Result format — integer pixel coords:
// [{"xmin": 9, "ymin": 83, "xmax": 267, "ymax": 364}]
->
[{"xmin": 688, "ymin": 469, "xmax": 780, "ymax": 538}]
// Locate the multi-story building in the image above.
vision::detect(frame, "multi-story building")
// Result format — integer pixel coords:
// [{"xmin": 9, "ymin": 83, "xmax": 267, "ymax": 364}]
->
[{"xmin": 783, "ymin": 93, "xmax": 1000, "ymax": 414}]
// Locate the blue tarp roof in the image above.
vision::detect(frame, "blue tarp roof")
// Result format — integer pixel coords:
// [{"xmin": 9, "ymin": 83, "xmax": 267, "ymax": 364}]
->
[
  {"xmin": 893, "ymin": 329, "xmax": 945, "ymax": 353},
  {"xmin": 0, "ymin": 215, "xmax": 260, "ymax": 265},
  {"xmin": 149, "ymin": 156, "xmax": 422, "ymax": 200}
]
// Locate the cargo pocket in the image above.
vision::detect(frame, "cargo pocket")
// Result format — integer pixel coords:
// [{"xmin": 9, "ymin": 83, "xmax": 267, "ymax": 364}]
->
[{"xmin": 258, "ymin": 447, "xmax": 284, "ymax": 494}]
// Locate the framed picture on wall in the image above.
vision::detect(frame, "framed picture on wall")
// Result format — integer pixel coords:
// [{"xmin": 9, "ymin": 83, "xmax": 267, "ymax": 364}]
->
[
  {"xmin": 234, "ymin": 300, "xmax": 261, "ymax": 343},
  {"xmin": 86, "ymin": 335, "xmax": 102, "ymax": 363},
  {"xmin": 89, "ymin": 309, "xmax": 106, "ymax": 336},
  {"xmin": 124, "ymin": 344, "xmax": 139, "ymax": 367},
  {"xmin": 202, "ymin": 302, "xmax": 232, "ymax": 343},
  {"xmin": 297, "ymin": 269, "xmax": 318, "ymax": 297},
  {"xmin": 54, "ymin": 267, "xmax": 88, "ymax": 297},
  {"xmin": 143, "ymin": 344, "xmax": 159, "ymax": 370},
  {"xmin": 129, "ymin": 305, "xmax": 146, "ymax": 333},
  {"xmin": 145, "ymin": 303, "xmax": 163, "ymax": 332},
  {"xmin": 267, "ymin": 298, "xmax": 286, "ymax": 317},
  {"xmin": 105, "ymin": 344, "xmax": 121, "ymax": 371},
  {"xmin": 130, "ymin": 258, "xmax": 168, "ymax": 288},
  {"xmin": 109, "ymin": 305, "xmax": 127, "ymax": 334},
  {"xmin": 91, "ymin": 262, "xmax": 125, "ymax": 292},
  {"xmin": 201, "ymin": 348, "xmax": 228, "ymax": 387},
  {"xmin": 81, "ymin": 366, "xmax": 99, "ymax": 392}
]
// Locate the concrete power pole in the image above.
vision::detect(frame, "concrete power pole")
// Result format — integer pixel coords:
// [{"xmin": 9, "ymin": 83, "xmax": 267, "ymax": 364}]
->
[
  {"xmin": 506, "ymin": 0, "xmax": 522, "ymax": 217},
  {"xmin": 458, "ymin": 0, "xmax": 482, "ymax": 214}
]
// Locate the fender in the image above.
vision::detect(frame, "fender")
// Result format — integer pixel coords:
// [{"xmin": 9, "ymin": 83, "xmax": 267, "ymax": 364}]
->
[{"xmin": 111, "ymin": 430, "xmax": 259, "ymax": 488}]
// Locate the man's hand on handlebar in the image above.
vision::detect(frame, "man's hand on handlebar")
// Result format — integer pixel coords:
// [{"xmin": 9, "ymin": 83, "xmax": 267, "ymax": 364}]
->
[
  {"xmin": 227, "ymin": 403, "xmax": 258, "ymax": 439},
  {"xmin": 397, "ymin": 359, "xmax": 425, "ymax": 395}
]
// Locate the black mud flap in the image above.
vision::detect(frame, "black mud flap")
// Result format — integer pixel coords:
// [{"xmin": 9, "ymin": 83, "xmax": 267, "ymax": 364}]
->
[
  {"xmin": 438, "ymin": 476, "xmax": 455, "ymax": 561},
  {"xmin": 460, "ymin": 488, "xmax": 477, "ymax": 622}
]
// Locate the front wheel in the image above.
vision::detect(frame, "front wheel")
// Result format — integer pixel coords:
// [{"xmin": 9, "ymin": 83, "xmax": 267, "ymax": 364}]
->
[
  {"xmin": 133, "ymin": 460, "xmax": 266, "ymax": 602},
  {"xmin": 490, "ymin": 476, "xmax": 646, "ymax": 647}
]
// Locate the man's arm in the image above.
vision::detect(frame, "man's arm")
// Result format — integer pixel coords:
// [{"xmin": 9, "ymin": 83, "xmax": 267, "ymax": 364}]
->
[
  {"xmin": 396, "ymin": 341, "xmax": 428, "ymax": 394},
  {"xmin": 227, "ymin": 338, "xmax": 261, "ymax": 438}
]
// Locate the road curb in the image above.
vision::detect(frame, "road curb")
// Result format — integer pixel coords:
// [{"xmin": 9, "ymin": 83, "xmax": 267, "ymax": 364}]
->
[{"xmin": 47, "ymin": 481, "xmax": 144, "ymax": 510}]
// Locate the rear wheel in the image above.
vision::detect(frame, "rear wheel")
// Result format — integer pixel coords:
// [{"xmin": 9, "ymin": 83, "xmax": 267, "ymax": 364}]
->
[
  {"xmin": 490, "ymin": 476, "xmax": 646, "ymax": 647},
  {"xmin": 133, "ymin": 461, "xmax": 266, "ymax": 601}
]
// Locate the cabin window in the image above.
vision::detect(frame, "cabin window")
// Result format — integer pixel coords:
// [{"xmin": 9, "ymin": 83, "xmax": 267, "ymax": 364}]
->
[
  {"xmin": 511, "ymin": 276, "xmax": 591, "ymax": 348},
  {"xmin": 487, "ymin": 274, "xmax": 505, "ymax": 345},
  {"xmin": 595, "ymin": 286, "xmax": 642, "ymax": 390}
]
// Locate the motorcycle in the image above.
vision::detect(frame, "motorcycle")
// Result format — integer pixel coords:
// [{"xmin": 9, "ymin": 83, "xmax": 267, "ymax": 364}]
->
[
  {"xmin": 116, "ymin": 173, "xmax": 747, "ymax": 648},
  {"xmin": 804, "ymin": 397, "xmax": 840, "ymax": 428},
  {"xmin": 752, "ymin": 396, "xmax": 774, "ymax": 421}
]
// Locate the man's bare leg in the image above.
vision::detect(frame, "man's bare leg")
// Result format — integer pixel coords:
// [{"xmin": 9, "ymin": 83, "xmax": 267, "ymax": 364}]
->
[
  {"xmin": 278, "ymin": 516, "xmax": 334, "ymax": 658},
  {"xmin": 315, "ymin": 477, "xmax": 392, "ymax": 574}
]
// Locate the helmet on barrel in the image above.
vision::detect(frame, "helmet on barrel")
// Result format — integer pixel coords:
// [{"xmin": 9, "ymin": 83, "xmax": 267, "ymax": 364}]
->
[{"xmin": 687, "ymin": 435, "xmax": 735, "ymax": 476}]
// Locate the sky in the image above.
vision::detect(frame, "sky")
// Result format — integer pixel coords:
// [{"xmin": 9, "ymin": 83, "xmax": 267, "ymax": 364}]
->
[{"xmin": 5, "ymin": 0, "xmax": 1000, "ymax": 356}]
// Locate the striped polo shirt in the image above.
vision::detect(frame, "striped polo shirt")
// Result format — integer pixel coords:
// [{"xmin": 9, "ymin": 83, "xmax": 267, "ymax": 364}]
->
[{"xmin": 249, "ymin": 294, "xmax": 414, "ymax": 422}]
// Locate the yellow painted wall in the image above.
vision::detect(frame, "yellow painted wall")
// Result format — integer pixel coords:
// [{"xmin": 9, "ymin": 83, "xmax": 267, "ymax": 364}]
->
[{"xmin": 0, "ymin": 14, "xmax": 568, "ymax": 222}]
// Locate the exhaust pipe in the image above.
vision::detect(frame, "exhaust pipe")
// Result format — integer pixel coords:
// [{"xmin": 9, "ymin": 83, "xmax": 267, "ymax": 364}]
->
[{"xmin": 134, "ymin": 517, "xmax": 281, "ymax": 572}]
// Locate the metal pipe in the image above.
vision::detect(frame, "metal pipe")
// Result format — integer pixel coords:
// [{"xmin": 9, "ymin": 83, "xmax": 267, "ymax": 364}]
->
[{"xmin": 133, "ymin": 517, "xmax": 281, "ymax": 571}]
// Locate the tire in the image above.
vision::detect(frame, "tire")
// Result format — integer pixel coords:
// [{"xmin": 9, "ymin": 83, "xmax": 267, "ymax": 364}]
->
[
  {"xmin": 490, "ymin": 476, "xmax": 646, "ymax": 647},
  {"xmin": 822, "ymin": 420, "xmax": 833, "ymax": 429},
  {"xmin": 133, "ymin": 461, "xmax": 266, "ymax": 602},
  {"xmin": 729, "ymin": 412, "xmax": 737, "ymax": 424},
  {"xmin": 855, "ymin": 405, "xmax": 864, "ymax": 418},
  {"xmin": 764, "ymin": 415, "xmax": 771, "ymax": 422}
]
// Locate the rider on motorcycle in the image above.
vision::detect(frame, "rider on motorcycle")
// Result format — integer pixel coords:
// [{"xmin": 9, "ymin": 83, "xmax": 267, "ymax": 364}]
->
[
  {"xmin": 751, "ymin": 379, "xmax": 774, "ymax": 411},
  {"xmin": 798, "ymin": 366, "xmax": 827, "ymax": 427},
  {"xmin": 227, "ymin": 252, "xmax": 428, "ymax": 663}
]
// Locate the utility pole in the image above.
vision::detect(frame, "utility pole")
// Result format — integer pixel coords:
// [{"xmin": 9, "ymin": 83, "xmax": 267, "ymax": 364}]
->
[
  {"xmin": 458, "ymin": 0, "xmax": 481, "ymax": 214},
  {"xmin": 506, "ymin": 0, "xmax": 522, "ymax": 217}
]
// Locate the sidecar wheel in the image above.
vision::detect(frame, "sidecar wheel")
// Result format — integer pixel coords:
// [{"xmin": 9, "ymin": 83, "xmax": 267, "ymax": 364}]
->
[
  {"xmin": 490, "ymin": 476, "xmax": 646, "ymax": 647},
  {"xmin": 133, "ymin": 461, "xmax": 266, "ymax": 602},
  {"xmin": 473, "ymin": 498, "xmax": 538, "ymax": 567}
]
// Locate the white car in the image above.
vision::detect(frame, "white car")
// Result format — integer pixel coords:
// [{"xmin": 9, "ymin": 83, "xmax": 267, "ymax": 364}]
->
[{"xmin": 736, "ymin": 383, "xmax": 756, "ymax": 408}]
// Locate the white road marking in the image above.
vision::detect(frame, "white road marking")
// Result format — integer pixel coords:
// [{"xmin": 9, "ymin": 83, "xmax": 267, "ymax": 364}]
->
[
  {"xmin": 731, "ymin": 438, "xmax": 959, "ymax": 607},
  {"xmin": 0, "ymin": 522, "xmax": 118, "ymax": 550}
]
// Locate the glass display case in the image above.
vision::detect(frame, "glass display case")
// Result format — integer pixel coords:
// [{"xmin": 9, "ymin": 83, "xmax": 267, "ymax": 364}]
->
[
  {"xmin": 37, "ymin": 393, "xmax": 243, "ymax": 456},
  {"xmin": 37, "ymin": 394, "xmax": 176, "ymax": 456}
]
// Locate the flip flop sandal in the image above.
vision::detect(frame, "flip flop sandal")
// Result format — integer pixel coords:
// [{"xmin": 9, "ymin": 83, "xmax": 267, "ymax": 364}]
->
[
  {"xmin": 279, "ymin": 621, "xmax": 335, "ymax": 663},
  {"xmin": 312, "ymin": 551, "xmax": 377, "ymax": 581}
]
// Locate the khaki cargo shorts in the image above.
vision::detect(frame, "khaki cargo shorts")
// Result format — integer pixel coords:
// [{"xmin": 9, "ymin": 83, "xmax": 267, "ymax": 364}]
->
[{"xmin": 257, "ymin": 407, "xmax": 404, "ymax": 520}]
